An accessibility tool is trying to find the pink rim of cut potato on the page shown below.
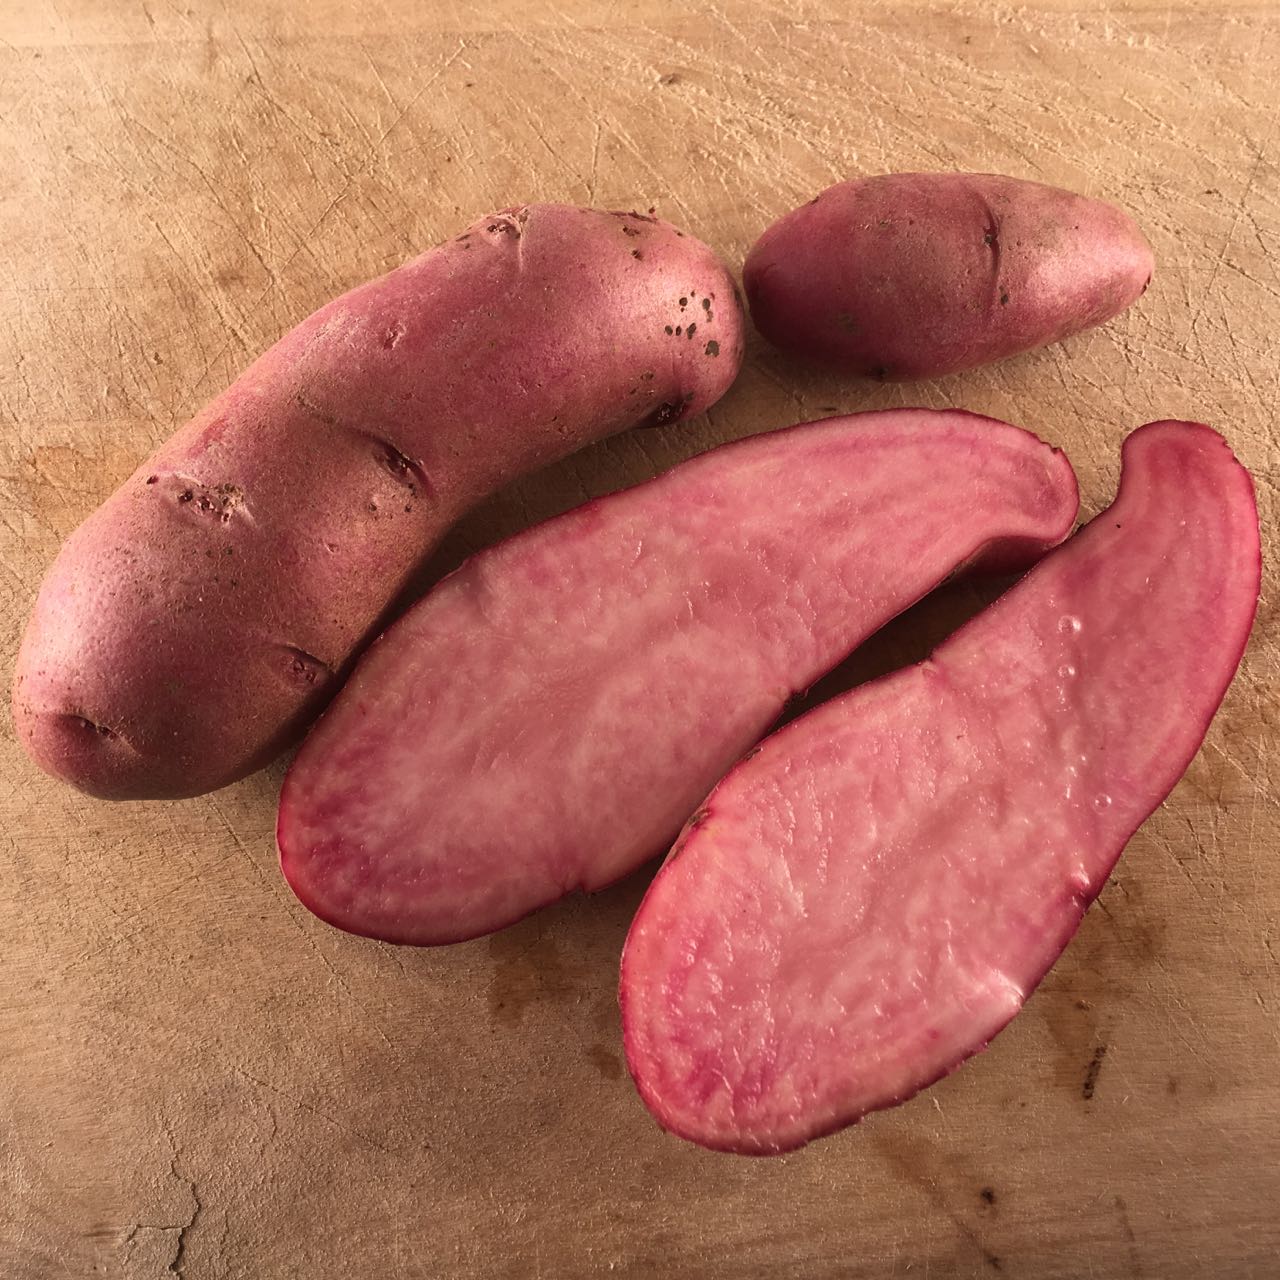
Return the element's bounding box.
[278,409,1079,945]
[621,420,1260,1155]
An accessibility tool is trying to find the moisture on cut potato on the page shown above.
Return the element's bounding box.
[278,408,1079,945]
[743,172,1154,380]
[13,204,744,799]
[621,420,1259,1155]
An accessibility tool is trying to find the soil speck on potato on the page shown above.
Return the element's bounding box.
[73,715,115,739]
[622,225,641,237]
[640,401,683,428]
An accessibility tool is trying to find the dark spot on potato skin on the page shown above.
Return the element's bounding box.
[1000,291,1010,305]
[687,322,697,339]
[631,249,643,259]
[622,225,641,237]
[704,340,719,356]
[664,325,674,335]
[378,441,423,489]
[637,400,686,429]
[71,714,116,739]
[282,644,332,687]
[980,1187,997,1206]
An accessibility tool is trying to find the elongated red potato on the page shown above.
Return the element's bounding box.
[744,173,1153,379]
[621,420,1259,1155]
[14,205,744,799]
[278,409,1078,945]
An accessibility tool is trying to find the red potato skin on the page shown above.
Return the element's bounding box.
[13,204,745,800]
[621,421,1259,1155]
[743,173,1154,379]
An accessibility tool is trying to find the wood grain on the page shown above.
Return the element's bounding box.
[1,1,1277,1276]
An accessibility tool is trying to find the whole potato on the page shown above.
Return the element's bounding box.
[14,204,744,799]
[743,173,1153,379]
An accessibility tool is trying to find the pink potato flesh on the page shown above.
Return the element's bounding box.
[278,409,1079,945]
[743,172,1154,380]
[13,205,744,799]
[621,420,1260,1155]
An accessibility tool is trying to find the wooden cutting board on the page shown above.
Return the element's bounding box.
[2,2,1276,1276]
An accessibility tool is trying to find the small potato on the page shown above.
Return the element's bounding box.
[743,172,1153,380]
[14,204,744,800]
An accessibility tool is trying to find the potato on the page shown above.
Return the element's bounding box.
[13,204,744,799]
[621,421,1259,1154]
[277,409,1078,946]
[743,173,1154,379]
